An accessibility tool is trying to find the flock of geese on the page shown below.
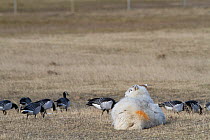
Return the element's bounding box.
[0,91,210,119]
[87,99,210,115]
[0,91,70,119]
[158,100,204,114]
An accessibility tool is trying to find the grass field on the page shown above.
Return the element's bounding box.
[0,1,210,139]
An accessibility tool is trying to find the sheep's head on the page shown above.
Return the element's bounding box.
[125,84,149,98]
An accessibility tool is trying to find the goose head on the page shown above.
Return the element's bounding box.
[63,91,69,98]
[12,103,19,112]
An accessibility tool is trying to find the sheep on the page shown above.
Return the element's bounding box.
[111,84,166,130]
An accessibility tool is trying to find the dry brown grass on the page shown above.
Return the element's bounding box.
[0,3,210,140]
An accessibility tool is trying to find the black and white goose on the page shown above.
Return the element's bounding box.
[0,100,18,115]
[204,102,210,111]
[35,99,56,115]
[21,102,45,119]
[183,100,202,114]
[158,100,183,111]
[86,97,116,115]
[19,97,32,110]
[55,91,70,111]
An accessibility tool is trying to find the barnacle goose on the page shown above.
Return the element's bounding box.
[21,102,45,119]
[19,97,32,110]
[204,102,210,111]
[35,99,56,115]
[55,91,70,111]
[183,100,202,114]
[86,97,116,115]
[0,100,18,115]
[158,100,183,111]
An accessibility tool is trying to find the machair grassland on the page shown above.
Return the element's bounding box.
[0,1,210,139]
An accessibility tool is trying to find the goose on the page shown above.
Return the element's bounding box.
[21,102,45,119]
[55,91,70,111]
[183,100,202,114]
[35,99,56,115]
[158,100,183,111]
[204,102,210,111]
[0,100,18,115]
[86,97,116,115]
[19,97,32,110]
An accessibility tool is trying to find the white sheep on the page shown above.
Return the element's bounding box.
[111,84,166,130]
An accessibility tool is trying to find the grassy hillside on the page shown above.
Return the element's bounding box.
[0,2,210,139]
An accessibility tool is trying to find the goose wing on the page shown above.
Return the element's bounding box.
[100,100,114,110]
[35,99,51,106]
[20,97,32,105]
[173,103,184,112]
[56,98,70,106]
[164,100,182,107]
[86,98,100,106]
[23,103,40,111]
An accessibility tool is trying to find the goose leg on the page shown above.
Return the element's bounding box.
[100,111,104,122]
[41,110,46,117]
[101,110,105,116]
[199,106,203,115]
[42,111,46,118]
[19,105,23,112]
[3,110,7,115]
[27,114,29,119]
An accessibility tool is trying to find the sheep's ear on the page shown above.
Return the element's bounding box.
[140,84,149,88]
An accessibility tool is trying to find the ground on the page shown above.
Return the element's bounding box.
[0,1,210,139]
